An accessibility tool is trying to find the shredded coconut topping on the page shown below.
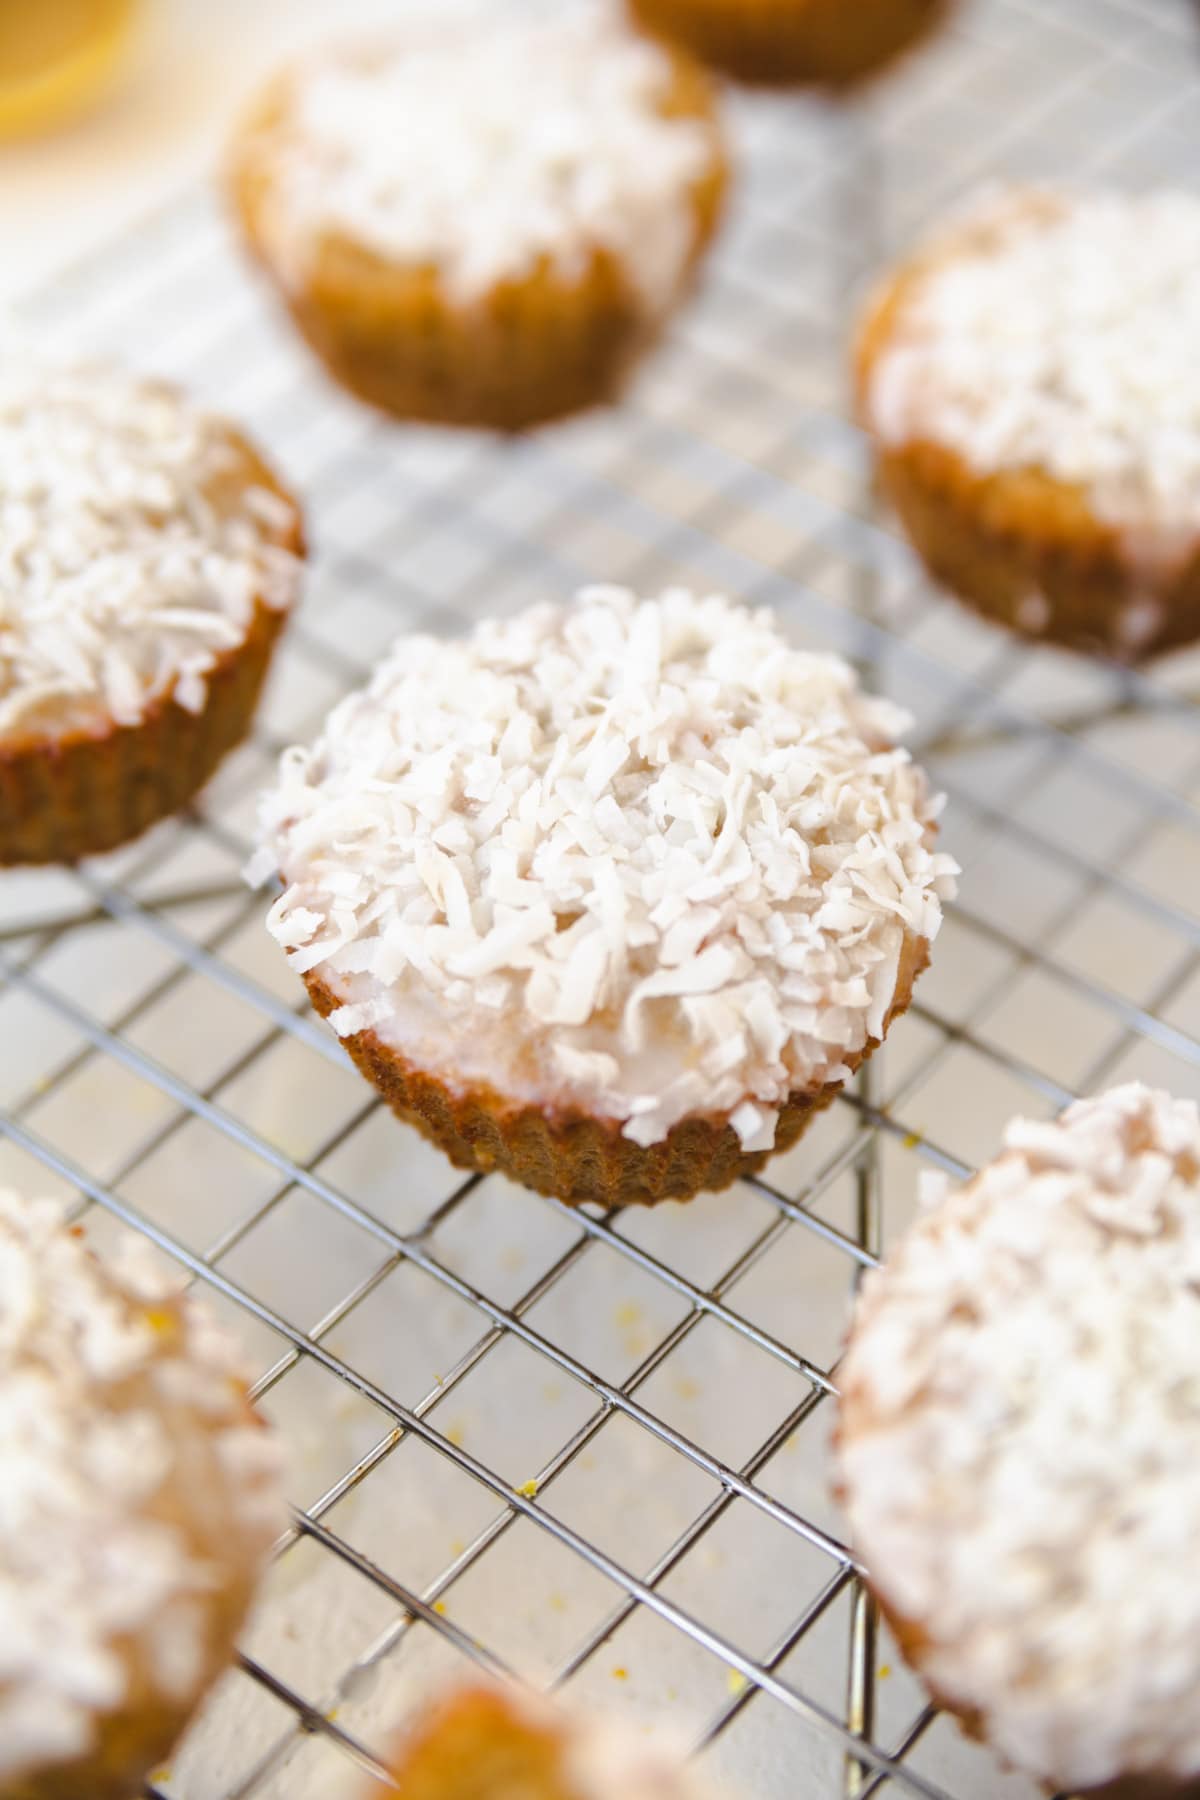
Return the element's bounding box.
[256,587,955,1148]
[837,1083,1200,1793]
[863,189,1200,570]
[0,1191,285,1780]
[239,6,720,309]
[0,355,301,738]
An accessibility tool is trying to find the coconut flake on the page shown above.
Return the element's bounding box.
[0,354,301,737]
[258,588,955,1145]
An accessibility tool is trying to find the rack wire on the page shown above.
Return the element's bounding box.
[5,0,1200,1795]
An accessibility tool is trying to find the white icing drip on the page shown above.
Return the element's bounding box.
[241,6,719,310]
[0,1191,285,1781]
[0,355,301,737]
[838,1083,1200,1793]
[864,189,1200,572]
[257,587,956,1147]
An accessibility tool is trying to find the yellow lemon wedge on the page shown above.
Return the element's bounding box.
[0,0,140,140]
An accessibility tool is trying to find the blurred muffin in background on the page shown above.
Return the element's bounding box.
[855,187,1200,662]
[0,349,303,864]
[837,1084,1200,1800]
[361,1685,720,1800]
[625,0,953,89]
[227,7,727,431]
[0,1188,284,1800]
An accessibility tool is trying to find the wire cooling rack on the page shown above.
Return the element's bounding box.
[5,1,1200,1796]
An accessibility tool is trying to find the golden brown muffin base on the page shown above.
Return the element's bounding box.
[0,437,303,866]
[364,1688,578,1800]
[1085,1780,1200,1800]
[228,56,728,431]
[0,600,286,866]
[855,222,1200,664]
[628,0,953,89]
[304,933,927,1208]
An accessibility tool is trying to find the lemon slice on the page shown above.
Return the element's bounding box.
[0,0,139,139]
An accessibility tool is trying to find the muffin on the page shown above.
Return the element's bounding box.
[253,585,956,1207]
[361,1684,715,1800]
[856,188,1200,661]
[626,0,953,88]
[227,8,727,431]
[0,1188,285,1800]
[0,352,303,865]
[836,1083,1200,1800]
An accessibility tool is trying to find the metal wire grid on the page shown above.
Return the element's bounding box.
[4,1,1200,1796]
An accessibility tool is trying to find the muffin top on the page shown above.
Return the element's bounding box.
[233,6,720,310]
[860,188,1200,566]
[368,1685,715,1800]
[0,353,301,741]
[256,586,955,1148]
[0,1189,284,1781]
[837,1082,1200,1794]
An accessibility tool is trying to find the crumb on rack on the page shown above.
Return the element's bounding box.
[901,1131,922,1150]
[727,1670,748,1696]
[516,1478,540,1499]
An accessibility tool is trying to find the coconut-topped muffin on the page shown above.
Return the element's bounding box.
[255,586,955,1206]
[0,352,303,862]
[0,1189,285,1800]
[856,188,1200,659]
[228,6,727,428]
[837,1083,1200,1800]
[362,1685,719,1800]
[628,0,954,90]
